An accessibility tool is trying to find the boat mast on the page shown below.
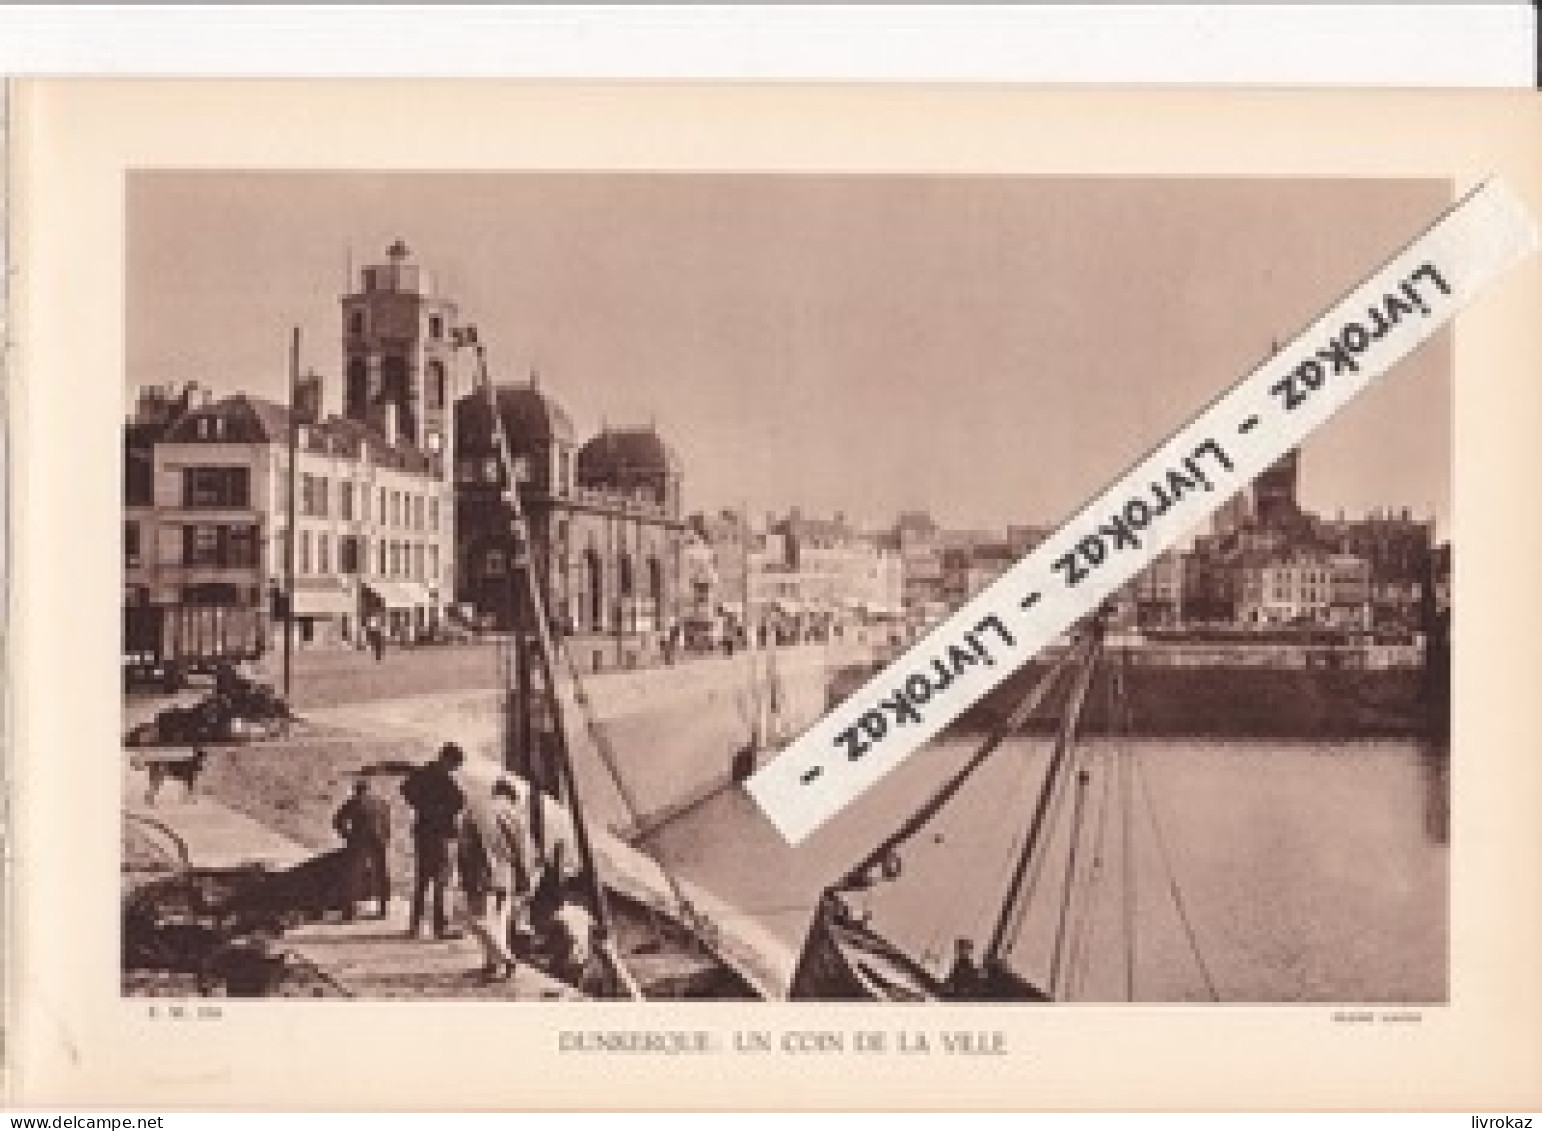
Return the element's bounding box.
[743,502,763,748]
[462,329,642,1000]
[983,618,1104,966]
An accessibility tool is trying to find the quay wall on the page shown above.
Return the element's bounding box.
[310,641,857,838]
[827,650,1444,741]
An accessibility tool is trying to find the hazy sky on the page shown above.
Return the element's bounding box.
[128,173,1450,535]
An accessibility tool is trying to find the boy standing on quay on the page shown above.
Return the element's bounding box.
[401,743,467,939]
[457,776,535,982]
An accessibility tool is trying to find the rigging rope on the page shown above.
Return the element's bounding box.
[1048,767,1093,996]
[1064,743,1116,1000]
[988,631,1102,969]
[1134,743,1222,1002]
[1118,650,1138,1002]
[917,737,1032,966]
[555,639,720,943]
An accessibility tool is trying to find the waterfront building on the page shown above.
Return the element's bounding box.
[1326,553,1373,631]
[681,510,907,640]
[1432,542,1451,615]
[680,525,719,619]
[1317,508,1434,630]
[1006,524,1051,557]
[1129,549,1186,628]
[125,240,464,645]
[935,536,1018,612]
[939,545,972,609]
[735,510,900,640]
[1236,547,1334,627]
[687,509,753,618]
[454,378,687,668]
[845,532,906,622]
[125,383,199,607]
[1181,540,1238,626]
[130,381,454,646]
[893,510,945,622]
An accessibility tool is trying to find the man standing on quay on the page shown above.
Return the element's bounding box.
[401,742,467,939]
[333,777,392,920]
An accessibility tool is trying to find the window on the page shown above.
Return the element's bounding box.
[228,525,259,568]
[361,487,371,523]
[486,549,506,577]
[389,541,400,577]
[429,498,439,532]
[379,488,387,526]
[391,492,401,527]
[340,536,361,575]
[314,477,329,518]
[126,452,154,507]
[318,533,331,575]
[184,524,221,567]
[298,474,314,517]
[299,530,312,575]
[340,481,355,521]
[349,310,365,336]
[413,543,424,582]
[382,356,414,438]
[428,314,443,340]
[346,356,369,418]
[414,495,424,530]
[377,540,386,576]
[426,359,446,410]
[183,466,250,508]
[429,544,440,582]
[125,522,141,567]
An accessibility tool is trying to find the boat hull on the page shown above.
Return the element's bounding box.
[788,894,1051,1003]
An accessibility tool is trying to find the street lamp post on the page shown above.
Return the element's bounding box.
[283,327,299,700]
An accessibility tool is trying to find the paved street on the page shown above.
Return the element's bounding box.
[247,641,505,710]
[237,637,774,712]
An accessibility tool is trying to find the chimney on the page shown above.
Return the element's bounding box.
[383,401,399,447]
[295,371,324,426]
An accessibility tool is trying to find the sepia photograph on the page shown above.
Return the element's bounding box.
[119,172,1453,1005]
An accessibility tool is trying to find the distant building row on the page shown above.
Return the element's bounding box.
[906,448,1449,635]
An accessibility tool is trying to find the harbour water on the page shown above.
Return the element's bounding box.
[640,736,1449,1004]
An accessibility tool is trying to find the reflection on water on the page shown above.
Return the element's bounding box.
[642,737,1448,1004]
[1418,739,1451,846]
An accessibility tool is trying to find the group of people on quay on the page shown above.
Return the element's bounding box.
[331,742,597,987]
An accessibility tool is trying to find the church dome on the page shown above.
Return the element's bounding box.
[455,382,575,453]
[577,427,681,486]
